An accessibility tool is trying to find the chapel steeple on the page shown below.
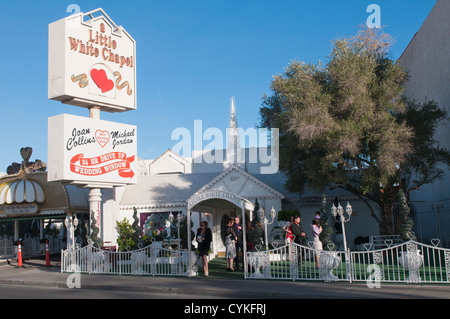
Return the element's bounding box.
[226,97,244,168]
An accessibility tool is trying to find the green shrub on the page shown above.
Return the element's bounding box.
[116,218,135,251]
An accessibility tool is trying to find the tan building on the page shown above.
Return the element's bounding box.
[398,0,450,243]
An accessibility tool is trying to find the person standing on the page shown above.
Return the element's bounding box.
[245,220,255,251]
[196,221,212,276]
[283,216,295,244]
[232,216,243,270]
[291,215,306,246]
[225,218,237,271]
[311,217,323,268]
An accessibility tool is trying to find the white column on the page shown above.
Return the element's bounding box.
[88,106,103,241]
[89,188,102,238]
[187,209,192,276]
[241,205,247,278]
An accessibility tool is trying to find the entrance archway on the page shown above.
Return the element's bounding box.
[186,190,255,277]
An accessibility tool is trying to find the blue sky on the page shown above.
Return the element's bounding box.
[0,0,437,173]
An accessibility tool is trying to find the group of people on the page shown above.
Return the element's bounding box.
[283,211,323,267]
[195,216,251,275]
[195,211,324,276]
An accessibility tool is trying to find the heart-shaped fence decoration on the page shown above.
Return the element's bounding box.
[327,242,336,251]
[431,238,440,247]
[363,243,373,251]
[307,241,314,248]
[255,245,262,252]
[384,239,393,247]
[272,242,278,249]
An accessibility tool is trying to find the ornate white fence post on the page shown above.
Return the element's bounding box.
[399,241,423,283]
[289,241,298,280]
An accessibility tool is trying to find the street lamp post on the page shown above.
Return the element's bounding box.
[64,213,79,251]
[260,206,277,250]
[331,202,352,251]
[169,212,184,251]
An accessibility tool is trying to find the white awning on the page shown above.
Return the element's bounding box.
[0,178,45,204]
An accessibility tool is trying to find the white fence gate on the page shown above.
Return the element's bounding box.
[61,242,199,277]
[245,239,450,284]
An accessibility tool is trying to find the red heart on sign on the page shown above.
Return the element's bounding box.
[95,130,110,148]
[90,68,115,93]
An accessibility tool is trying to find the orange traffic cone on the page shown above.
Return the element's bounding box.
[45,240,51,266]
[18,242,23,267]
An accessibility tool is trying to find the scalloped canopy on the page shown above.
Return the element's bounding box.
[0,179,45,204]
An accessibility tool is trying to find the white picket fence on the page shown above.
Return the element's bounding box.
[61,242,199,277]
[60,236,450,284]
[245,238,450,284]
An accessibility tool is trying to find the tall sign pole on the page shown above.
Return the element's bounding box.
[89,106,102,239]
[48,8,137,247]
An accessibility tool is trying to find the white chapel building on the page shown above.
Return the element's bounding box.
[99,98,380,255]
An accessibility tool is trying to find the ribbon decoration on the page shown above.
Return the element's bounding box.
[70,152,135,179]
[71,73,89,88]
[114,71,133,96]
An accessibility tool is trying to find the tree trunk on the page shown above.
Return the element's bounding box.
[380,185,395,235]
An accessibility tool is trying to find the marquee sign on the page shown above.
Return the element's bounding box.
[187,190,254,211]
[48,8,136,112]
[4,204,39,216]
[48,114,137,186]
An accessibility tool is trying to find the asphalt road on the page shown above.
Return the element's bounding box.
[0,282,439,319]
[0,283,213,299]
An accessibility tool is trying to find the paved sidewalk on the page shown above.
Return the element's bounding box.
[0,256,449,299]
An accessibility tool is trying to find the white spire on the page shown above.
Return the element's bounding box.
[230,96,238,130]
[226,97,242,166]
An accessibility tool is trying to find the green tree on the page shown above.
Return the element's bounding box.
[397,100,450,198]
[88,212,102,248]
[115,218,135,251]
[259,27,450,235]
[131,207,143,246]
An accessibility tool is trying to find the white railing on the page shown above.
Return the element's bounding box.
[351,239,450,284]
[246,241,350,282]
[61,242,199,277]
[245,238,450,284]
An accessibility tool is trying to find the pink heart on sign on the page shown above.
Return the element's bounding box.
[95,130,110,148]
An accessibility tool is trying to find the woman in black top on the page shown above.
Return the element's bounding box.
[196,221,212,276]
